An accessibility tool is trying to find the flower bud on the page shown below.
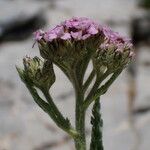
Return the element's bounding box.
[18,56,55,90]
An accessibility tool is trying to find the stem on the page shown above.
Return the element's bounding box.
[42,89,72,132]
[83,69,123,110]
[95,68,123,97]
[26,84,77,138]
[79,53,92,84]
[83,69,95,93]
[54,61,72,81]
[72,71,86,150]
[75,90,86,150]
[84,70,110,109]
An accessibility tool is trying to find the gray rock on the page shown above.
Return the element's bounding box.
[0,1,47,42]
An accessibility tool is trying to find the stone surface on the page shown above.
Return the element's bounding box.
[0,0,150,150]
[0,1,47,42]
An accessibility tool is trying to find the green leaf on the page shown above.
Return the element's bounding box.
[90,98,104,150]
[16,66,26,82]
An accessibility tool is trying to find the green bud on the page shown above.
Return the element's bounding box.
[92,45,133,74]
[17,56,55,90]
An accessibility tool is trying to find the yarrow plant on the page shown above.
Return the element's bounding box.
[17,17,134,150]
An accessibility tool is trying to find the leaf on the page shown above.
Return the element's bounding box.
[90,98,104,150]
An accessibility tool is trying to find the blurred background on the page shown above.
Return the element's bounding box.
[0,0,150,150]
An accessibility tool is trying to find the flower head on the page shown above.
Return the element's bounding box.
[93,26,134,73]
[35,17,104,68]
[102,26,133,53]
[34,18,134,74]
[35,17,103,42]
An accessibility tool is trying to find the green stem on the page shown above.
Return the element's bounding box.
[42,89,73,132]
[79,54,91,83]
[54,61,71,80]
[83,69,95,93]
[83,69,123,110]
[84,70,110,109]
[75,90,86,150]
[26,84,77,138]
[94,68,123,98]
[72,71,86,150]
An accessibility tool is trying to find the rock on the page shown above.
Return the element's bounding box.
[0,1,47,42]
[131,12,150,45]
[138,0,150,9]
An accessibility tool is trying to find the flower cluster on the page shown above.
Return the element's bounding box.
[34,18,104,66]
[34,17,102,41]
[33,17,134,74]
[102,26,133,54]
[93,26,134,73]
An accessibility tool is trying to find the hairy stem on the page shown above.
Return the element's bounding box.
[72,71,86,150]
[80,55,91,82]
[75,90,86,150]
[42,89,74,133]
[84,70,110,110]
[83,69,123,110]
[25,84,77,138]
[83,69,95,93]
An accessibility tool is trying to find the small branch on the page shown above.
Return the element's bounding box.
[95,69,123,95]
[79,55,91,83]
[53,61,73,83]
[26,84,78,138]
[26,85,60,125]
[83,69,123,110]
[84,70,110,108]
[42,89,73,132]
[83,69,95,93]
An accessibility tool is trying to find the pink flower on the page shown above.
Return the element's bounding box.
[33,17,134,73]
[61,33,71,40]
[88,25,98,35]
[33,17,134,59]
[52,26,64,37]
[34,17,103,42]
[44,32,57,41]
[82,34,91,40]
[34,30,44,41]
[101,26,133,55]
[71,31,82,40]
